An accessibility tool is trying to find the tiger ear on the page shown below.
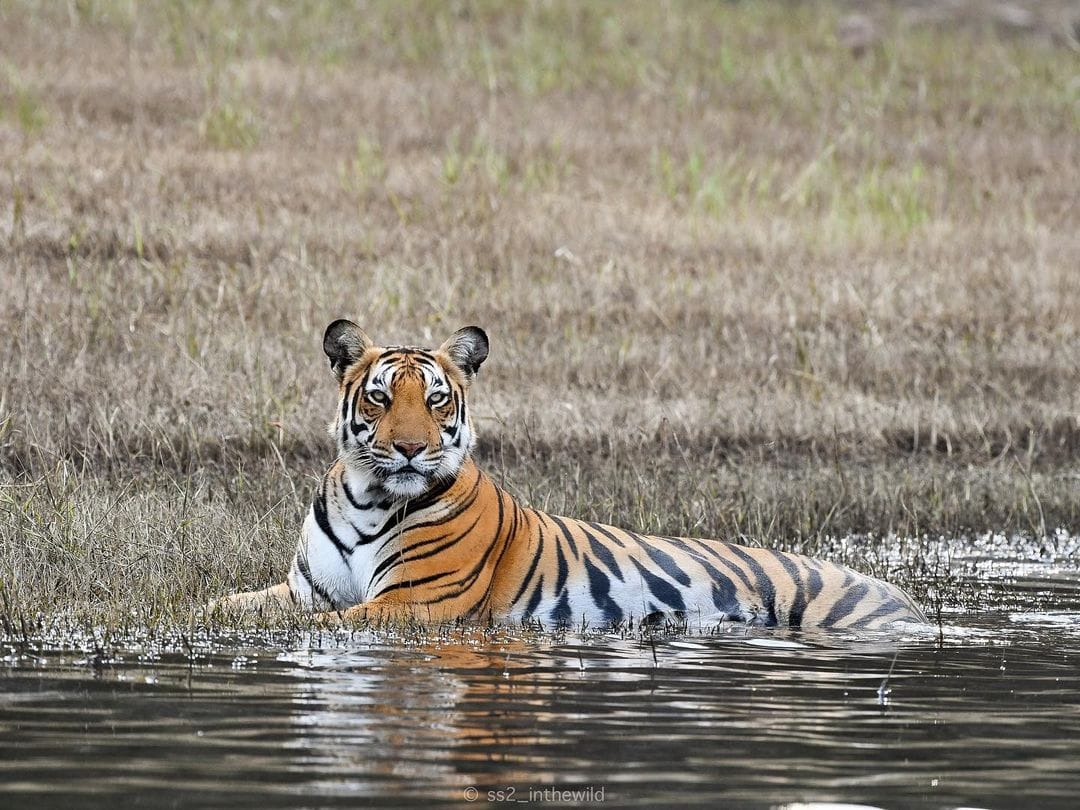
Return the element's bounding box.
[323,319,372,381]
[439,326,489,382]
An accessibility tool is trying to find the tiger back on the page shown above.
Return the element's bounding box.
[215,321,927,631]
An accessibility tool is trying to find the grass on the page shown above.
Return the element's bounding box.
[0,0,1078,629]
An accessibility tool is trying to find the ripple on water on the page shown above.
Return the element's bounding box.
[2,549,1080,808]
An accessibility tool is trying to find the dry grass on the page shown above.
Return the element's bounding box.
[1,0,1078,626]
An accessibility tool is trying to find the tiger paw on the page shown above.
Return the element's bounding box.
[312,605,369,628]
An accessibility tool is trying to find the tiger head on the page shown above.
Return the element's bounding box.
[322,320,489,499]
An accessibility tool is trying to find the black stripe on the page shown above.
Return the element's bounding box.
[403,473,457,515]
[294,553,337,609]
[523,574,545,619]
[630,557,686,612]
[549,515,580,559]
[340,380,354,422]
[348,370,370,432]
[583,556,623,624]
[462,495,522,620]
[353,478,454,548]
[450,393,465,448]
[684,538,755,592]
[711,580,741,617]
[659,537,743,617]
[335,478,400,547]
[445,482,505,592]
[312,486,353,560]
[411,485,507,606]
[461,590,490,621]
[554,539,568,596]
[369,473,481,559]
[579,523,624,582]
[340,478,381,511]
[378,527,454,562]
[370,512,484,588]
[479,497,521,604]
[509,518,546,607]
[443,392,461,441]
[804,559,825,605]
[410,354,438,369]
[822,581,871,626]
[350,515,396,546]
[887,581,926,620]
[377,348,438,365]
[373,568,454,597]
[723,545,778,626]
[771,551,808,627]
[550,589,573,625]
[586,522,628,548]
[849,592,907,628]
[396,469,482,536]
[637,537,692,586]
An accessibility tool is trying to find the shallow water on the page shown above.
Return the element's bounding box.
[3,544,1080,809]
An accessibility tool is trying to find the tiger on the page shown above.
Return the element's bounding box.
[213,320,927,631]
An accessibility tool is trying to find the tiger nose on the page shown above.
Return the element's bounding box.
[394,441,425,459]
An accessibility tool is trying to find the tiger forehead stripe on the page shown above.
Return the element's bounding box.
[379,347,439,365]
[367,353,448,392]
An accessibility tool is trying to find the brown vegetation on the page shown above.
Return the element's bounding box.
[1,1,1077,624]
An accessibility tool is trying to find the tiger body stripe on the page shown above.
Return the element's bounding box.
[217,323,927,631]
[281,457,923,629]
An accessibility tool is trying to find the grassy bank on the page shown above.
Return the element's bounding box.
[1,1,1077,625]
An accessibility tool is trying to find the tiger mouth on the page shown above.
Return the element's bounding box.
[379,467,438,498]
[390,468,426,478]
[383,467,433,483]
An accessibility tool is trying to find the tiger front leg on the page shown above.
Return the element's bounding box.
[207,582,296,618]
[312,595,440,628]
[311,603,369,628]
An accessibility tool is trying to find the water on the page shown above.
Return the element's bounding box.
[3,545,1079,809]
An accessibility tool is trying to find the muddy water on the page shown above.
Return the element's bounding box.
[2,546,1079,809]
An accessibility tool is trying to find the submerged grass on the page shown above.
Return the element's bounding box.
[0,0,1078,629]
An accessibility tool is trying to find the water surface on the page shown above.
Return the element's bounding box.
[3,540,1079,809]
